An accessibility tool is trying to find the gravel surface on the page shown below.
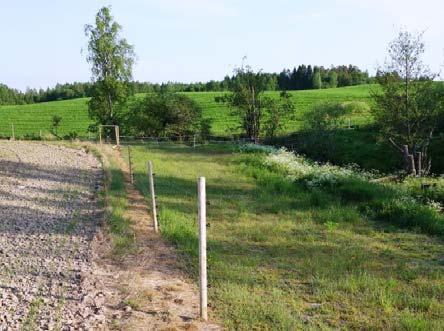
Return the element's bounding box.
[0,141,105,330]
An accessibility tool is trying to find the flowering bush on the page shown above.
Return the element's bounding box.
[263,148,371,188]
[249,146,444,236]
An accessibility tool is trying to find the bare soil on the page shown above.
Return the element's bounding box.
[0,141,105,330]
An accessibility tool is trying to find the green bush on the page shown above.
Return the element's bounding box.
[126,92,204,137]
[303,101,353,131]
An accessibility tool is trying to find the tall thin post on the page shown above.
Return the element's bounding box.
[193,134,196,148]
[148,161,158,233]
[115,125,120,148]
[198,177,208,321]
[417,152,422,177]
[11,124,15,140]
[408,154,416,176]
[99,125,103,145]
[128,146,133,184]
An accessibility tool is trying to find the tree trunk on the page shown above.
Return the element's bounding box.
[402,145,416,175]
[416,152,422,177]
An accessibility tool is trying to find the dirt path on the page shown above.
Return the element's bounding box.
[0,141,105,329]
[93,146,221,330]
[0,141,221,330]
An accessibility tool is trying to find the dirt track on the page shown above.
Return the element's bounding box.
[0,141,105,329]
[0,141,221,330]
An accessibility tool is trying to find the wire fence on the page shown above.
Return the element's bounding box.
[2,121,443,154]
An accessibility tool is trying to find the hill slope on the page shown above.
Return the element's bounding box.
[0,85,374,138]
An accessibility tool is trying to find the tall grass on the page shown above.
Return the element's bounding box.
[127,143,444,330]
[95,147,134,255]
[257,146,444,236]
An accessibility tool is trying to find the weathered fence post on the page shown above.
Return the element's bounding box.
[417,152,422,177]
[198,177,208,321]
[128,146,134,184]
[148,161,159,233]
[408,154,416,176]
[193,134,196,148]
[11,124,15,140]
[99,125,103,145]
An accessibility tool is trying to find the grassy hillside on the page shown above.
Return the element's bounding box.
[0,98,90,138]
[127,143,444,330]
[195,84,374,134]
[0,85,374,138]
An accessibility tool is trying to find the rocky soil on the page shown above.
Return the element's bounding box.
[0,141,105,330]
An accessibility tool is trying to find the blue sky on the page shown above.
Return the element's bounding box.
[1,0,443,91]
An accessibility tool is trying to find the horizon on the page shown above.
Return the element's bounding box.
[1,0,443,92]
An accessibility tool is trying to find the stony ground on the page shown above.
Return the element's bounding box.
[0,141,105,330]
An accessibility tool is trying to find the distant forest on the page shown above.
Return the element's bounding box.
[0,64,372,105]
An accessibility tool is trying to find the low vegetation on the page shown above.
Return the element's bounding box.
[94,146,135,255]
[126,92,205,137]
[127,142,444,330]
[0,85,372,138]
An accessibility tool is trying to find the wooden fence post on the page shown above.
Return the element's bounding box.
[11,124,15,140]
[417,152,422,177]
[148,161,159,233]
[128,146,134,184]
[99,125,103,145]
[198,177,208,321]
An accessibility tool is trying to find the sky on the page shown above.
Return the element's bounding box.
[1,0,443,91]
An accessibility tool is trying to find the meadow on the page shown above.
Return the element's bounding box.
[0,98,91,138]
[126,142,444,330]
[0,85,374,138]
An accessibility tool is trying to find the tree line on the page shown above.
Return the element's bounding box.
[0,65,372,106]
[278,65,372,90]
[0,82,93,105]
[0,64,372,106]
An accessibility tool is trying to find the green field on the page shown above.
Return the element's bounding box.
[126,143,444,330]
[0,98,91,138]
[0,85,374,138]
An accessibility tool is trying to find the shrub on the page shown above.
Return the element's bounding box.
[263,148,374,189]
[303,101,353,131]
[126,92,203,137]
